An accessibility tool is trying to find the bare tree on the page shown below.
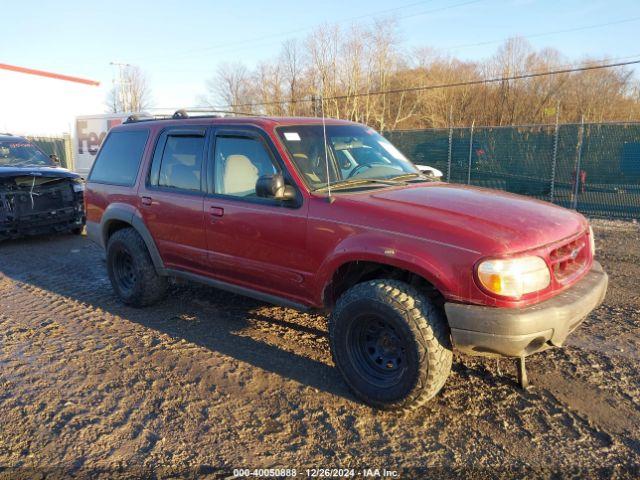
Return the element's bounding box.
[106,65,152,113]
[199,22,640,128]
[203,62,255,113]
[307,24,341,117]
[280,39,306,115]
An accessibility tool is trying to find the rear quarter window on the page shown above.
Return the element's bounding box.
[88,130,149,186]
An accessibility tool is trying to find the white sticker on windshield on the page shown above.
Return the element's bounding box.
[284,132,301,141]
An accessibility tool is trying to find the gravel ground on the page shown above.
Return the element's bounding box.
[0,219,638,478]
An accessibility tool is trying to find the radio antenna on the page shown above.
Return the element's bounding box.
[319,81,333,202]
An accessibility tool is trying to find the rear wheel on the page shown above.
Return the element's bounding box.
[329,279,452,411]
[106,228,167,307]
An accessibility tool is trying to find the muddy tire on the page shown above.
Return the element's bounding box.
[329,279,452,411]
[106,227,167,307]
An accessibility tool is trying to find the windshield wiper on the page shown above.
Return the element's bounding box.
[388,172,430,182]
[313,177,405,193]
[9,161,35,167]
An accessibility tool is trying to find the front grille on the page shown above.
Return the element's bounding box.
[549,233,589,284]
[0,195,13,214]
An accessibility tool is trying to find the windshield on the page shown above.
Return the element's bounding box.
[0,140,55,167]
[276,125,419,190]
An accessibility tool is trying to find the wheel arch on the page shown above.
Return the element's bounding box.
[319,252,451,310]
[100,204,166,274]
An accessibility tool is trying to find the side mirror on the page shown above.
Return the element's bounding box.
[256,173,296,201]
[49,154,60,165]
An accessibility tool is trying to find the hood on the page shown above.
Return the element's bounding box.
[0,166,79,180]
[349,183,587,254]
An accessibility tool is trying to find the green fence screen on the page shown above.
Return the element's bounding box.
[385,122,640,220]
[28,136,70,169]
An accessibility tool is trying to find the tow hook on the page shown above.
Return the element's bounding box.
[516,356,529,389]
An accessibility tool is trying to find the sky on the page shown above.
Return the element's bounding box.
[1,0,639,131]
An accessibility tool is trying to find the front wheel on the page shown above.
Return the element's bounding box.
[329,279,452,411]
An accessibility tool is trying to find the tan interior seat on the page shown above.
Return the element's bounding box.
[293,153,321,183]
[223,154,258,195]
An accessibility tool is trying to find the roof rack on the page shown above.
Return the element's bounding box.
[123,109,222,124]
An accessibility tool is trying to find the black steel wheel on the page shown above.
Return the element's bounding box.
[112,248,136,295]
[348,314,408,389]
[329,279,452,411]
[106,227,167,307]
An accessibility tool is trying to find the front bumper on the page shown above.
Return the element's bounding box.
[445,261,608,358]
[0,205,84,240]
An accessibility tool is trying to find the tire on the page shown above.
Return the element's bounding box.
[106,227,167,307]
[329,279,452,411]
[71,226,84,235]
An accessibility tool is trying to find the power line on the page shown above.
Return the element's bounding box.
[387,0,483,22]
[222,58,640,109]
[550,53,640,71]
[130,0,484,64]
[443,16,640,50]
[129,0,441,63]
[186,0,442,54]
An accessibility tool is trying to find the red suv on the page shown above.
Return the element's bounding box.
[85,112,608,410]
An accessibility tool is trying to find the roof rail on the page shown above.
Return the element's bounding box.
[123,113,169,124]
[123,109,222,124]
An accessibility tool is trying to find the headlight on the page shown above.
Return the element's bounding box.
[588,226,595,255]
[477,256,550,298]
[72,182,85,193]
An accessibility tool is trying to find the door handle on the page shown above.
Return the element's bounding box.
[210,206,224,217]
[141,196,153,206]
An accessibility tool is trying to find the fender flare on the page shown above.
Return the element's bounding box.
[314,233,461,306]
[99,204,166,274]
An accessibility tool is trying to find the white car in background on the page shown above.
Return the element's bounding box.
[416,164,444,179]
[333,139,444,180]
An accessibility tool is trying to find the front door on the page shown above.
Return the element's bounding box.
[139,127,208,274]
[203,127,311,302]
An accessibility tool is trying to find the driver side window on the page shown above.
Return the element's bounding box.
[213,135,278,197]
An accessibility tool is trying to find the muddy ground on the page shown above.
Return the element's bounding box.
[0,220,638,479]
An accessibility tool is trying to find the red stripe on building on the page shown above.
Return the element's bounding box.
[0,63,100,86]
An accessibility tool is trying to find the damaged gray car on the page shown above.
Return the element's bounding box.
[0,134,85,241]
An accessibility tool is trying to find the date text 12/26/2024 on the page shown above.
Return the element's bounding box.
[233,468,400,478]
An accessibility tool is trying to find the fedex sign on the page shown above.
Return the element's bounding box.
[74,114,127,176]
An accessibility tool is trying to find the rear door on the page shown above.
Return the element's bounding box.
[138,127,209,273]
[203,127,311,301]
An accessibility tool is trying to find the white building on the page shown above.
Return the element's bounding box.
[0,63,104,137]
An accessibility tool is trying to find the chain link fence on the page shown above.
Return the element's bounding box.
[386,122,640,220]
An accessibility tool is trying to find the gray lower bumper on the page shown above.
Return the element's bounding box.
[445,261,608,358]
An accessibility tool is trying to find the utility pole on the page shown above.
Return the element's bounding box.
[110,61,132,112]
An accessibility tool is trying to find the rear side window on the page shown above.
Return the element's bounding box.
[158,135,204,191]
[89,130,149,186]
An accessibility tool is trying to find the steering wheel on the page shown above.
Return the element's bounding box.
[348,163,374,178]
